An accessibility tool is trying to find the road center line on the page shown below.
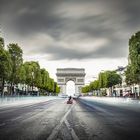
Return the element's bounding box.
[47,104,75,140]
[64,119,79,140]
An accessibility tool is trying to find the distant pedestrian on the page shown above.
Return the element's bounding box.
[69,96,72,101]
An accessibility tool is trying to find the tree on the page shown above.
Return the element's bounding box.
[98,71,122,96]
[125,65,135,85]
[24,62,33,89]
[0,48,12,95]
[49,78,55,93]
[53,82,60,95]
[0,37,12,96]
[18,64,26,84]
[23,61,57,95]
[81,85,90,94]
[98,72,107,88]
[125,31,140,98]
[23,61,41,94]
[40,68,50,93]
[128,31,140,84]
[106,71,122,96]
[93,80,99,90]
[55,85,60,94]
[0,36,57,96]
[0,37,4,48]
[31,61,41,88]
[99,70,122,96]
[8,43,23,95]
[105,71,122,88]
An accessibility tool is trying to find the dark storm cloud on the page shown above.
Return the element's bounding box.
[0,0,63,35]
[47,44,126,60]
[0,0,140,60]
[35,37,127,60]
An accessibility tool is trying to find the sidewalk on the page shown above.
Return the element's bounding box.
[0,96,59,108]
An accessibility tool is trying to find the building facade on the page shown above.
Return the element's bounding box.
[56,68,86,94]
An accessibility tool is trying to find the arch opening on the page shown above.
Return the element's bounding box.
[66,81,75,96]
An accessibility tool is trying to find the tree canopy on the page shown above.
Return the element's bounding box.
[125,31,140,85]
[82,70,121,95]
[0,37,60,96]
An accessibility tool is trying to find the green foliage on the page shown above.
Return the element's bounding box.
[81,85,90,93]
[8,43,23,84]
[0,37,4,48]
[31,61,41,87]
[48,78,55,92]
[0,38,12,95]
[22,61,59,94]
[18,64,26,84]
[126,31,140,84]
[89,80,99,91]
[55,85,60,94]
[98,71,122,88]
[53,82,60,95]
[0,37,58,96]
[83,70,121,95]
[23,61,41,87]
[125,65,135,85]
[0,48,12,80]
[98,72,107,88]
[8,43,23,64]
[105,71,122,88]
[92,80,99,90]
[40,68,49,90]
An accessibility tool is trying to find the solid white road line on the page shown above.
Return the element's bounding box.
[47,104,75,140]
[64,119,79,140]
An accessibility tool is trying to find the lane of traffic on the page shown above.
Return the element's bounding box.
[0,98,73,140]
[78,97,140,140]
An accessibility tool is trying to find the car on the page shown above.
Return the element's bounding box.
[58,94,68,98]
[67,100,73,104]
[72,94,80,99]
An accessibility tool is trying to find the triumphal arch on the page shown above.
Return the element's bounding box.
[56,68,86,94]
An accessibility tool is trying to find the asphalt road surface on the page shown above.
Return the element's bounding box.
[0,97,140,140]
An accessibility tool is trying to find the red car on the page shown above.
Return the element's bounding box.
[67,100,73,104]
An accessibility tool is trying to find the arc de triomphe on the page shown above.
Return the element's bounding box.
[56,68,86,94]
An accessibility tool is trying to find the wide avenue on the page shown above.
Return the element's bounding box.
[0,96,140,140]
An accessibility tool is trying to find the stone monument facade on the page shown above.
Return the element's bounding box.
[56,68,86,94]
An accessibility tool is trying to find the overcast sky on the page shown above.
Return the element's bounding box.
[0,0,140,85]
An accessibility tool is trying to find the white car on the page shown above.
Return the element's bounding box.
[58,94,68,98]
[72,94,80,99]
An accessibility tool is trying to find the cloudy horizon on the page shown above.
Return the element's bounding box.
[0,0,140,83]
